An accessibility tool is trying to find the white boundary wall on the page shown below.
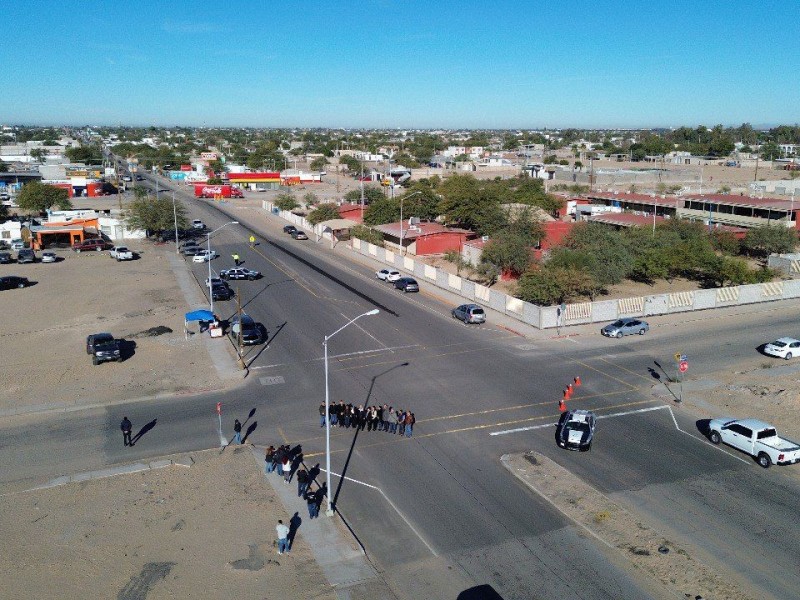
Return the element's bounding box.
[263,201,800,330]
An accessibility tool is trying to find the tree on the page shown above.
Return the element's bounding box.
[759,142,782,161]
[742,225,797,259]
[17,181,72,212]
[65,145,102,163]
[275,193,299,211]
[303,192,319,207]
[516,265,597,305]
[310,156,329,171]
[125,193,187,235]
[350,224,384,246]
[437,174,507,235]
[0,159,8,173]
[29,148,48,162]
[338,155,363,173]
[344,185,384,204]
[480,233,532,276]
[364,197,400,226]
[307,202,340,225]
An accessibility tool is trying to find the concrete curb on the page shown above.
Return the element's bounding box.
[28,457,191,492]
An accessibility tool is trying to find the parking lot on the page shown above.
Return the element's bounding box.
[0,241,226,415]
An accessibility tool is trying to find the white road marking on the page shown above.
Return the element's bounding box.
[490,405,669,436]
[249,344,421,370]
[323,468,439,556]
[665,407,750,464]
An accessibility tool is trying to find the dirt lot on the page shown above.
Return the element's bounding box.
[0,446,335,600]
[0,242,226,415]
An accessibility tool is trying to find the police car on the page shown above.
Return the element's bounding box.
[555,409,597,451]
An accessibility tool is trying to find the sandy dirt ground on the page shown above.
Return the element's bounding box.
[0,242,226,415]
[0,446,336,600]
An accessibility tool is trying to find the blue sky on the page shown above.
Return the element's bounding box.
[1,0,797,129]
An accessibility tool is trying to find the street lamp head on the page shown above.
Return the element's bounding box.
[365,309,379,316]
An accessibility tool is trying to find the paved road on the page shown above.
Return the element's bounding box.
[4,178,800,599]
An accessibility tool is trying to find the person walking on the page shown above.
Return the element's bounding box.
[282,455,292,484]
[273,445,285,476]
[296,468,309,498]
[232,419,242,444]
[397,410,406,436]
[305,488,318,519]
[319,402,326,427]
[265,445,276,474]
[232,253,241,266]
[405,412,415,437]
[120,416,132,447]
[276,519,290,554]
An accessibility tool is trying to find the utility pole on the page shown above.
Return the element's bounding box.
[754,155,759,182]
[236,287,245,370]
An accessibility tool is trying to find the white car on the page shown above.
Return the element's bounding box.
[10,239,25,250]
[41,251,57,263]
[763,337,800,360]
[192,219,205,230]
[376,268,401,282]
[192,250,218,263]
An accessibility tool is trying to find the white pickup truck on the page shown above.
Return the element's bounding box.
[109,246,134,261]
[708,418,800,468]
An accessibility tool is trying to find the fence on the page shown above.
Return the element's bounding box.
[263,201,800,330]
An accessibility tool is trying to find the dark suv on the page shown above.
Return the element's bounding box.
[86,332,122,365]
[211,281,233,301]
[230,314,266,345]
[0,276,30,290]
[73,238,111,252]
[17,249,36,263]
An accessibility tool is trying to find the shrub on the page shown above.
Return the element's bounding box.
[275,193,298,211]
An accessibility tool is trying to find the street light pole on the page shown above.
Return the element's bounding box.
[172,191,179,253]
[323,308,379,517]
[207,221,239,314]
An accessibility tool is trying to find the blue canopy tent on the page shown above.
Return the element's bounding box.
[184,309,218,338]
[185,309,215,322]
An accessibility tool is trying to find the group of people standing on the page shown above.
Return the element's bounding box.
[319,402,416,437]
[264,444,326,527]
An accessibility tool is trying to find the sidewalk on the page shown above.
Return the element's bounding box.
[166,250,245,382]
[249,447,396,600]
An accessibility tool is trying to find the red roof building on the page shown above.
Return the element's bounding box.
[337,203,364,224]
[373,221,476,255]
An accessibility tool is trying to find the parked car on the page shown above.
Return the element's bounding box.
[192,219,206,230]
[0,276,30,290]
[0,251,13,264]
[283,225,297,234]
[229,313,266,345]
[707,417,800,468]
[555,410,597,451]
[10,239,25,250]
[41,251,57,263]
[109,246,134,261]
[181,245,204,256]
[376,268,401,282]
[72,238,111,252]
[192,250,219,263]
[763,337,800,360]
[291,229,308,240]
[86,332,122,365]
[180,239,201,250]
[135,175,144,181]
[394,277,419,293]
[452,304,486,324]
[211,282,233,301]
[121,175,132,182]
[205,277,224,287]
[17,249,36,263]
[220,267,261,281]
[601,318,649,338]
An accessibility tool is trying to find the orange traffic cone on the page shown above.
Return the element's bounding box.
[563,387,571,400]
[567,383,574,396]
[574,376,581,387]
[558,398,566,412]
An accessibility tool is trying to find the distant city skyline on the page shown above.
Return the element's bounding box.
[2,1,798,129]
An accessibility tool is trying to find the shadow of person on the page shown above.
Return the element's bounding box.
[647,367,661,381]
[289,444,303,459]
[288,512,302,549]
[242,421,258,444]
[290,453,303,478]
[314,483,328,512]
[130,419,157,446]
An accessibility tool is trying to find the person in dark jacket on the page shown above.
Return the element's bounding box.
[397,410,406,436]
[296,468,309,497]
[328,403,338,426]
[319,402,326,427]
[305,488,319,519]
[356,405,367,430]
[337,401,347,427]
[120,417,132,447]
[344,403,353,428]
[265,445,276,474]
[233,419,242,444]
[404,412,415,437]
